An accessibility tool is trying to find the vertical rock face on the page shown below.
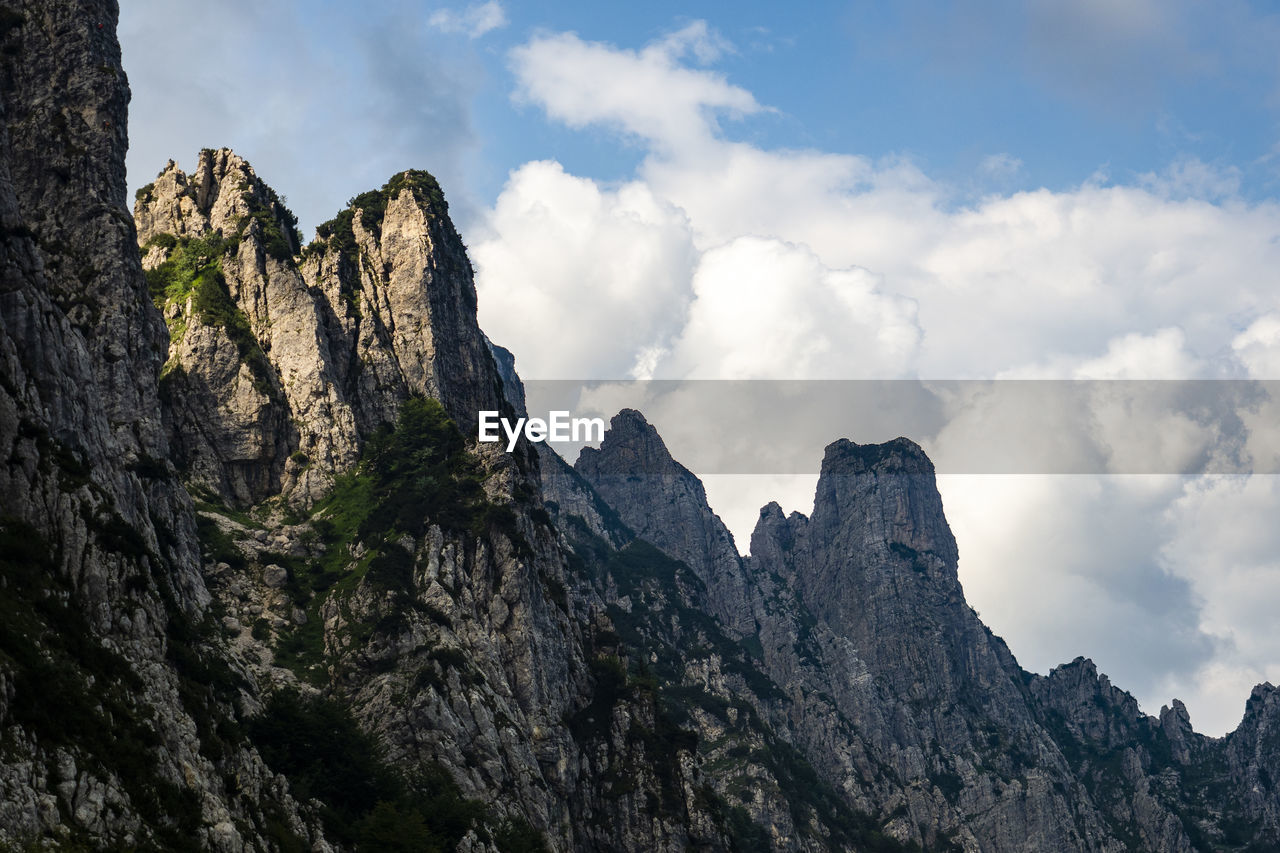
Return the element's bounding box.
[575,409,757,635]
[538,441,633,548]
[486,337,526,417]
[1226,684,1280,837]
[298,168,501,436]
[0,4,321,849]
[131,156,731,849]
[0,0,197,594]
[747,438,1142,850]
[137,150,336,503]
[795,437,1027,716]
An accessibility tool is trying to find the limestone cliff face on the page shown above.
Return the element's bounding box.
[758,438,1115,850]
[297,167,501,439]
[0,5,724,850]
[1225,683,1280,838]
[130,151,746,849]
[134,151,505,507]
[135,150,304,503]
[577,413,1280,850]
[538,441,633,549]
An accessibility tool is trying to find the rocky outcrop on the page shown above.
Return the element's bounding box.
[538,442,632,549]
[745,437,1139,849]
[136,150,305,503]
[575,414,1280,850]
[0,5,725,849]
[576,409,758,635]
[1224,683,1280,839]
[135,151,507,506]
[130,150,742,853]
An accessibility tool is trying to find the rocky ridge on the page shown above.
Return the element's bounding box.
[134,149,506,507]
[569,408,1280,851]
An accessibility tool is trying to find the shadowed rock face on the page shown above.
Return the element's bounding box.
[736,439,1107,850]
[0,6,726,846]
[0,3,325,848]
[587,419,1279,850]
[575,408,758,635]
[799,437,964,675]
[550,394,1280,850]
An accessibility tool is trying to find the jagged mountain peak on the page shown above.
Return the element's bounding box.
[609,406,657,431]
[809,433,960,573]
[576,408,758,634]
[132,149,504,505]
[576,407,680,476]
[748,500,802,563]
[306,168,453,259]
[1247,680,1279,705]
[1034,655,1148,739]
[820,434,935,476]
[756,500,787,523]
[135,147,302,262]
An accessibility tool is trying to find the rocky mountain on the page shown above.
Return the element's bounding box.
[2,4,1280,851]
[134,147,504,507]
[566,409,1280,852]
[574,409,757,636]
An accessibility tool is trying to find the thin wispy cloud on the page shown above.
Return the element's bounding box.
[428,1,508,39]
[120,1,486,235]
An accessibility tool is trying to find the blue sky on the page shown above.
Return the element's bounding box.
[124,0,1280,233]
[469,0,1280,205]
[120,1,1280,737]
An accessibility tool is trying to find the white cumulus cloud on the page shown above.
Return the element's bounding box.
[478,20,1280,735]
[472,161,697,379]
[510,24,762,154]
[663,237,920,379]
[1233,314,1280,378]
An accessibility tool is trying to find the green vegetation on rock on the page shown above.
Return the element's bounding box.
[311,395,523,564]
[270,397,527,682]
[144,232,276,396]
[234,181,302,262]
[246,690,485,851]
[308,170,447,264]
